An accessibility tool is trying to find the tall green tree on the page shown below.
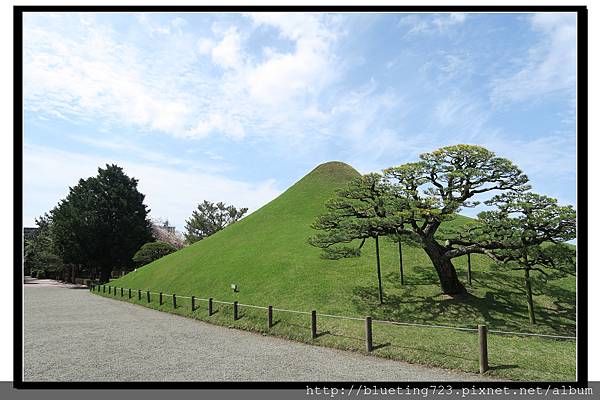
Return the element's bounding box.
[463,192,576,324]
[383,145,530,295]
[24,213,62,277]
[184,201,248,244]
[50,164,153,282]
[309,173,400,304]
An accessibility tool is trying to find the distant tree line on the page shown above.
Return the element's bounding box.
[25,164,248,283]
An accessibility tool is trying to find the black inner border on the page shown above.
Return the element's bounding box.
[13,4,589,390]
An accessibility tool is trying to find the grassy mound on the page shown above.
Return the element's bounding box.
[101,161,576,381]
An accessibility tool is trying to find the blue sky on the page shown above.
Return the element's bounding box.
[23,12,577,231]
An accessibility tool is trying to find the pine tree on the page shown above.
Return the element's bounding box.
[184,201,248,244]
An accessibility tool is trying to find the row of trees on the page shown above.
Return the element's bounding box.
[309,145,575,324]
[25,164,249,282]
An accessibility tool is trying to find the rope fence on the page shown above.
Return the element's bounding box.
[89,283,576,374]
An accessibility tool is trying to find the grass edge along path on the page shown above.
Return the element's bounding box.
[90,285,575,382]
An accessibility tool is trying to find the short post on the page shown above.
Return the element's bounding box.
[103,285,106,293]
[267,305,273,329]
[478,325,489,373]
[128,288,131,299]
[138,289,141,301]
[311,310,317,339]
[191,296,196,311]
[468,253,473,285]
[159,292,163,305]
[146,290,150,303]
[365,316,373,352]
[233,301,239,321]
[114,287,117,296]
[208,298,213,316]
[120,287,123,297]
[108,286,111,294]
[173,294,177,309]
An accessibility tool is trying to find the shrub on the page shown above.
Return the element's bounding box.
[132,241,177,266]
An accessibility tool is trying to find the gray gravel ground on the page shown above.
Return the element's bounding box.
[24,284,495,382]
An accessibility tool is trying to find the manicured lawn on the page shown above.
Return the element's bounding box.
[101,161,576,381]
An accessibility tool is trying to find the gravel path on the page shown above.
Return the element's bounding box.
[24,284,494,382]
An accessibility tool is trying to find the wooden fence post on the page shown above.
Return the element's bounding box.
[267,305,273,329]
[311,310,317,339]
[233,301,239,320]
[128,288,131,299]
[103,285,106,293]
[191,296,195,311]
[365,316,373,352]
[173,294,177,309]
[146,291,150,303]
[208,298,213,316]
[138,289,141,301]
[159,292,163,305]
[108,286,111,294]
[479,325,489,373]
[120,287,123,297]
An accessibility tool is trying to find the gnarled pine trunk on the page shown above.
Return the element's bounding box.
[423,240,466,295]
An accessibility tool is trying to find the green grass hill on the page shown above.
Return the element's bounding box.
[102,161,576,381]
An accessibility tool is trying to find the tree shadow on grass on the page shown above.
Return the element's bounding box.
[351,268,575,336]
[391,267,439,286]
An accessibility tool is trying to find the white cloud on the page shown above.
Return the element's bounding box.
[135,14,187,36]
[24,144,281,230]
[69,135,233,174]
[483,134,575,179]
[24,14,193,135]
[197,37,215,55]
[433,13,466,30]
[490,12,576,105]
[245,13,340,105]
[433,92,491,138]
[398,13,467,36]
[187,113,246,140]
[24,13,343,144]
[211,27,243,69]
